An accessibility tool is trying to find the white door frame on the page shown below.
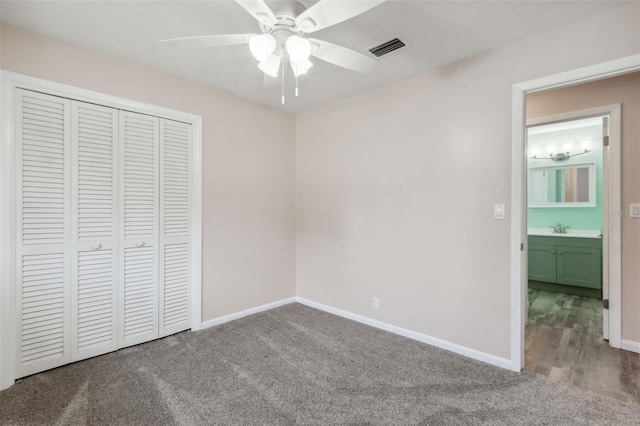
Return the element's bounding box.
[0,71,203,390]
[510,54,640,371]
[526,105,621,341]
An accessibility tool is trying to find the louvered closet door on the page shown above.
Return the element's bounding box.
[119,111,160,348]
[159,119,192,337]
[71,102,119,361]
[16,89,72,377]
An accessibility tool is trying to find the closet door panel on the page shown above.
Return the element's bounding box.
[17,90,72,377]
[119,111,159,348]
[159,120,192,337]
[71,102,119,361]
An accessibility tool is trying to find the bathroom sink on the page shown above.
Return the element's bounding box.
[527,228,602,238]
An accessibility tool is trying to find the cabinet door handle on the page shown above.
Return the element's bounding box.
[136,241,145,247]
[558,252,563,255]
[91,243,102,250]
[550,251,555,254]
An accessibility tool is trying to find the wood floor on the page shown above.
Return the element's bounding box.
[525,289,640,403]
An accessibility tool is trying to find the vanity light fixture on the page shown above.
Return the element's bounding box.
[529,140,593,161]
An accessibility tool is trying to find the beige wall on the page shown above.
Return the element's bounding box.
[1,1,639,365]
[527,72,640,342]
[296,3,640,359]
[0,24,297,322]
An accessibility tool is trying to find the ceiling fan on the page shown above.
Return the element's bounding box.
[161,0,386,103]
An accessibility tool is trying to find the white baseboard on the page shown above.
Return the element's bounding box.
[621,339,640,354]
[295,297,512,370]
[201,297,296,329]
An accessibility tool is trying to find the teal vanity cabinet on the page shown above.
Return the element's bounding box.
[528,235,602,298]
[528,243,557,283]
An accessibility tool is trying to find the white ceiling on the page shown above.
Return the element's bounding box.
[0,0,631,113]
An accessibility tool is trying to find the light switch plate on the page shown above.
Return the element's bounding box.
[630,204,640,218]
[494,204,505,220]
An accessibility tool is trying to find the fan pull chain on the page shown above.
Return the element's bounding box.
[295,64,299,97]
[281,60,285,105]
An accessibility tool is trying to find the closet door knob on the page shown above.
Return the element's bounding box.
[550,251,555,254]
[91,243,102,250]
[136,241,145,247]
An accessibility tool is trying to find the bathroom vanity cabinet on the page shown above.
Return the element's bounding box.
[528,235,602,298]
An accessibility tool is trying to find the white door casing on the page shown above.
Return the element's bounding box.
[510,54,639,371]
[601,115,610,341]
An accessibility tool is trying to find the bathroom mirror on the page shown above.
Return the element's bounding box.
[528,163,596,207]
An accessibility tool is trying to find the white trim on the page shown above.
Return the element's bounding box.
[190,118,203,332]
[515,55,640,94]
[201,298,297,329]
[510,85,527,372]
[0,71,199,125]
[296,297,512,370]
[0,72,18,390]
[621,340,640,354]
[607,105,623,348]
[0,70,204,390]
[510,54,640,371]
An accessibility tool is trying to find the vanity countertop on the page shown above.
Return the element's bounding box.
[528,228,602,239]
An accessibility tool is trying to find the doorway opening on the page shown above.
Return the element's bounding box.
[512,62,640,403]
[523,109,622,397]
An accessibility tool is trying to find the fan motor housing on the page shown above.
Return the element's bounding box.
[260,13,302,41]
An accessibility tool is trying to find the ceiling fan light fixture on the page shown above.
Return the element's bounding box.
[258,54,281,78]
[286,36,311,64]
[290,58,313,77]
[249,34,276,62]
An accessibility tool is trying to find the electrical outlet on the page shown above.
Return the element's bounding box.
[630,203,640,218]
[372,297,380,310]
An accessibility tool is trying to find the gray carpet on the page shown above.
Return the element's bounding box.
[1,303,639,425]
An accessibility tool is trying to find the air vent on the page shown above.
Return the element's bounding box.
[368,37,406,57]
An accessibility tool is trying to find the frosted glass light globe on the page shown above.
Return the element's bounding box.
[249,34,276,62]
[290,59,313,77]
[286,36,311,64]
[258,54,281,78]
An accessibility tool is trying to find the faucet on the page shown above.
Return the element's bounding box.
[550,223,570,234]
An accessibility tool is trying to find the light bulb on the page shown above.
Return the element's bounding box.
[530,147,540,158]
[547,145,556,156]
[258,54,281,78]
[290,58,313,77]
[562,143,572,153]
[581,140,592,151]
[286,36,311,64]
[249,34,276,62]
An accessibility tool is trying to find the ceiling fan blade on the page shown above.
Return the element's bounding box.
[308,38,378,73]
[295,0,386,33]
[235,0,278,26]
[161,34,256,48]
